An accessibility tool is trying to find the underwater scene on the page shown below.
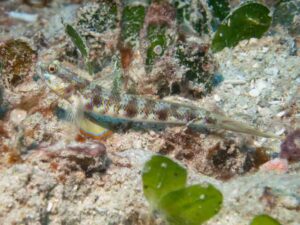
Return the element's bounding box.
[0,0,299,224]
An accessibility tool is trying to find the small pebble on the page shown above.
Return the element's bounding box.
[279,195,300,210]
[264,67,279,76]
[46,202,53,212]
[252,62,260,68]
[276,111,287,118]
[8,11,38,22]
[249,80,267,97]
[213,94,221,102]
[10,109,27,125]
[68,141,106,157]
[275,128,285,136]
[260,158,289,173]
[249,38,258,44]
[249,88,261,97]
[262,47,269,53]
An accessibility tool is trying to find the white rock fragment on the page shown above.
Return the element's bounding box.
[279,195,300,210]
[249,80,267,97]
[264,67,279,76]
[262,47,269,53]
[276,111,287,118]
[47,202,53,212]
[10,109,27,125]
[275,128,286,136]
[249,38,258,44]
[213,94,221,102]
[249,88,261,97]
[269,100,282,105]
[252,62,260,68]
[224,79,246,85]
[8,11,38,22]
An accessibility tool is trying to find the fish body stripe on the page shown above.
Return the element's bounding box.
[82,86,207,125]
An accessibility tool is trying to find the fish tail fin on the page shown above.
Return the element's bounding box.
[207,113,279,139]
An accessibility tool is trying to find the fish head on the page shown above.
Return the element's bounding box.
[38,59,90,95]
[38,60,71,94]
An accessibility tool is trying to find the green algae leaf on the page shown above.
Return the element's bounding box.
[65,24,94,75]
[250,214,282,225]
[158,184,223,225]
[65,24,88,58]
[121,5,146,47]
[211,2,272,52]
[142,155,187,208]
[85,61,94,76]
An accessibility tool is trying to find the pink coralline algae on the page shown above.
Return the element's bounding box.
[280,129,300,162]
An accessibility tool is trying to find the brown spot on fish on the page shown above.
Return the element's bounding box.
[125,99,138,118]
[113,94,121,114]
[85,102,93,111]
[92,95,102,107]
[109,93,121,105]
[113,103,122,115]
[74,82,88,90]
[103,100,111,113]
[92,86,102,96]
[205,116,217,124]
[170,104,182,120]
[143,100,156,117]
[64,85,75,97]
[91,87,103,107]
[110,93,122,114]
[156,109,169,121]
[185,111,197,122]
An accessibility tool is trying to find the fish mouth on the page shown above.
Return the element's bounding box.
[43,73,52,82]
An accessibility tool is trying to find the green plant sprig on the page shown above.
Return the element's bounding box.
[142,155,223,225]
[65,24,94,75]
[250,214,282,225]
[211,2,272,52]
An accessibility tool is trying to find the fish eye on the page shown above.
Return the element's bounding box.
[48,64,57,74]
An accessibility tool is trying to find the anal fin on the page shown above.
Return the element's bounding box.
[78,117,113,140]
